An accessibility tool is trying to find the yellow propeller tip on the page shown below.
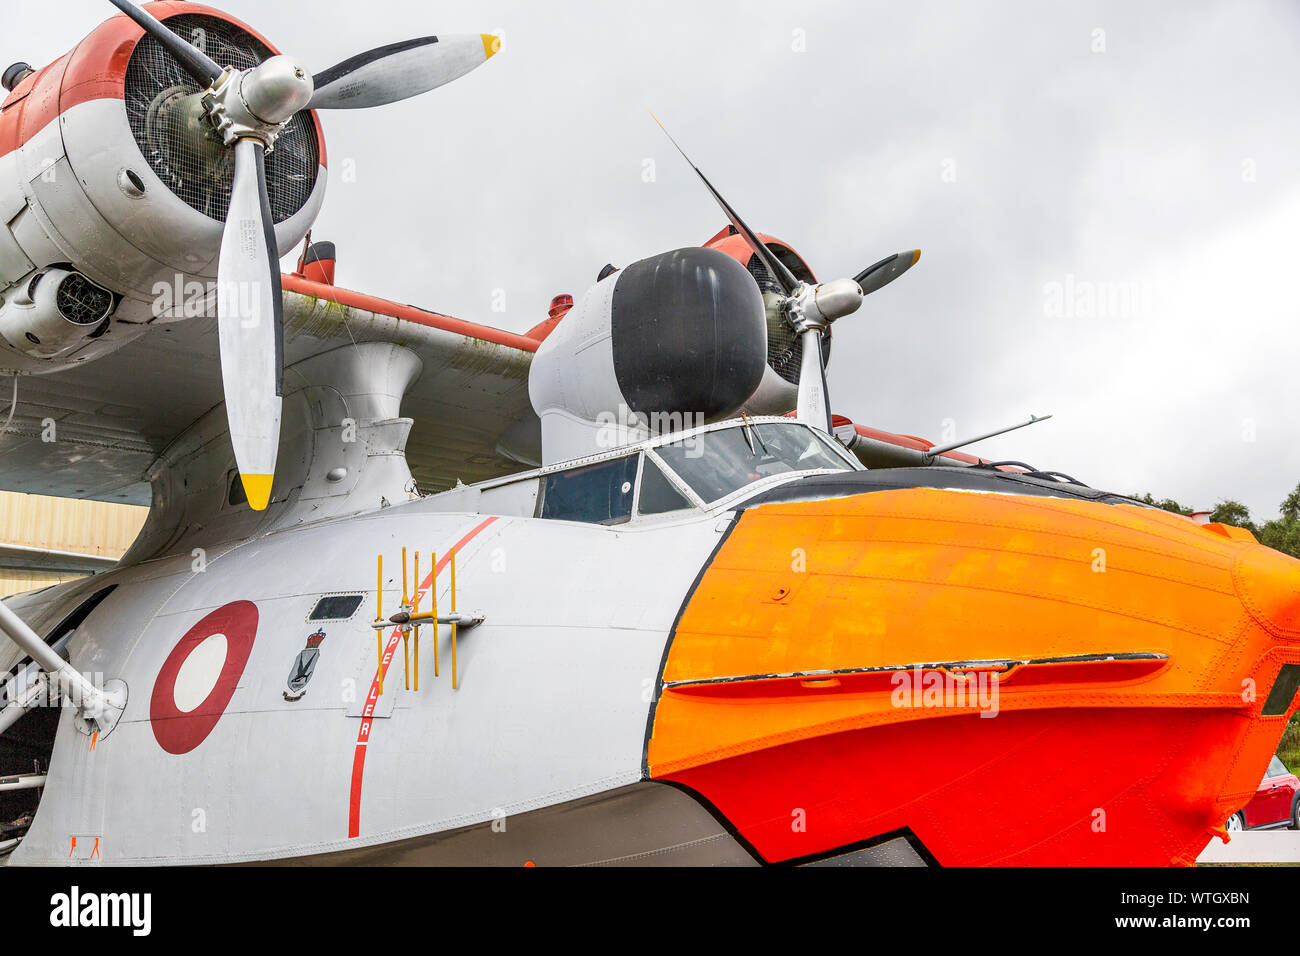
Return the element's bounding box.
[482,34,501,59]
[911,249,922,265]
[241,473,273,511]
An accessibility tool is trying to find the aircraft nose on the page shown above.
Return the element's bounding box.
[1234,543,1300,641]
[645,487,1300,865]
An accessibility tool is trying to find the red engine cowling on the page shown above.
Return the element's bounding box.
[0,1,327,373]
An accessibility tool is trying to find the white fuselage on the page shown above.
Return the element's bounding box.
[4,493,727,864]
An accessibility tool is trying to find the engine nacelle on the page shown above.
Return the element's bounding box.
[0,267,115,358]
[529,246,768,464]
[698,226,835,417]
[0,2,326,374]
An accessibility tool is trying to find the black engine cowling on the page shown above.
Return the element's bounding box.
[529,246,767,463]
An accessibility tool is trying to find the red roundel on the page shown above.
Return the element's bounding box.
[150,601,258,755]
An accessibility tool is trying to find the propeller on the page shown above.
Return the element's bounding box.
[309,35,500,110]
[856,250,922,296]
[107,1,499,509]
[650,112,920,433]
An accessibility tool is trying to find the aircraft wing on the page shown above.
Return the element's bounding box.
[0,274,543,505]
[0,272,995,507]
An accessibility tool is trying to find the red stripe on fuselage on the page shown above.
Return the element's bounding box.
[347,516,499,839]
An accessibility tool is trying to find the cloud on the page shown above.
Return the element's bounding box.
[8,0,1299,517]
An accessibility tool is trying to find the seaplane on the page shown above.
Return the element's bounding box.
[0,0,1297,867]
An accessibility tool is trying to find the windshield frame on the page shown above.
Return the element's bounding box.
[470,416,864,522]
[644,418,862,510]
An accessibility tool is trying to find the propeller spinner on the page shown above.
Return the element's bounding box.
[107,0,499,509]
[650,112,920,433]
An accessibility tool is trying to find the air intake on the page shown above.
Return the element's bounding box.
[124,13,320,224]
[55,273,113,326]
[0,268,115,359]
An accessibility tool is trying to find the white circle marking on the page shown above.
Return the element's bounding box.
[173,632,228,713]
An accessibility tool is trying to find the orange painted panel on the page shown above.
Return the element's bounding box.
[647,488,1300,864]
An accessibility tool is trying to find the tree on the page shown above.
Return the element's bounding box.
[1257,481,1300,559]
[1130,487,1300,559]
[1281,484,1300,523]
[1130,493,1192,516]
[1209,499,1258,536]
[1260,519,1300,558]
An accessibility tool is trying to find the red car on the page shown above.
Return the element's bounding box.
[1226,755,1300,832]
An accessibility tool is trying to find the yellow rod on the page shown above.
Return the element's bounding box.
[451,546,458,690]
[431,552,439,677]
[403,633,410,691]
[376,553,383,695]
[401,547,409,606]
[413,552,420,692]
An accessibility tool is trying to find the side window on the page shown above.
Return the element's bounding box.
[536,456,638,525]
[309,595,365,621]
[638,457,693,515]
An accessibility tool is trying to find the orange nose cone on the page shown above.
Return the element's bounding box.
[1234,544,1300,640]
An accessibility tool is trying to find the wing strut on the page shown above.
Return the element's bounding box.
[0,602,126,740]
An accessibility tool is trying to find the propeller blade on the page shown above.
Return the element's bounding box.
[854,250,921,296]
[107,0,222,85]
[308,34,499,110]
[648,111,801,296]
[796,328,833,433]
[217,139,284,512]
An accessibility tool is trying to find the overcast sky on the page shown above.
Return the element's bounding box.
[11,0,1300,518]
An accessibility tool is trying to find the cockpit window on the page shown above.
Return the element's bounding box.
[537,455,639,525]
[637,457,693,516]
[654,422,852,503]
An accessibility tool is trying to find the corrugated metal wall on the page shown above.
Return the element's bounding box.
[0,491,147,598]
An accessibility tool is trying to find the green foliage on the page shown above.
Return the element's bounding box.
[1259,518,1300,558]
[1210,499,1258,535]
[1282,486,1300,524]
[1132,483,1300,559]
[1281,712,1300,776]
[1128,488,1300,771]
[1130,493,1192,516]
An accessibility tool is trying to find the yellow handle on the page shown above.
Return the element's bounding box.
[413,551,420,692]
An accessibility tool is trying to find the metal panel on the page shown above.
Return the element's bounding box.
[9,504,726,864]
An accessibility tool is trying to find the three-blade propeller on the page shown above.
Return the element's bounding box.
[108,0,499,509]
[651,112,920,433]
